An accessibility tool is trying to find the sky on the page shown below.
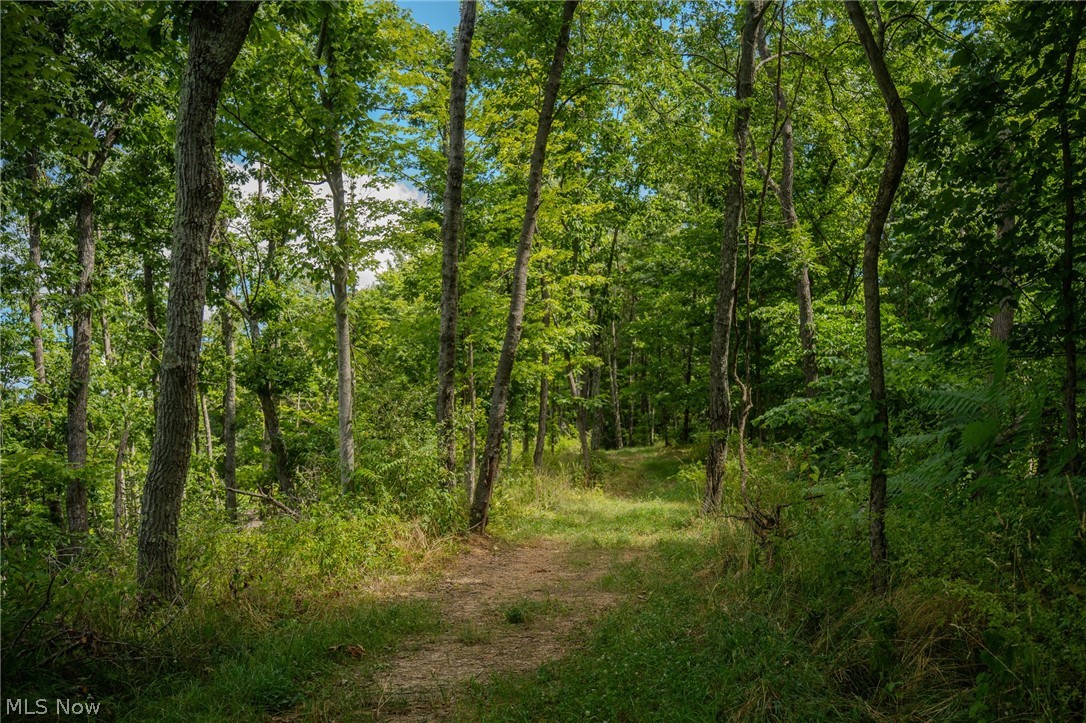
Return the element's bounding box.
[397,1,460,34]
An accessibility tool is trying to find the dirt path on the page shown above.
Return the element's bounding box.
[363,536,634,721]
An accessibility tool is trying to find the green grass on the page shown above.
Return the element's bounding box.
[121,599,440,722]
[449,445,1086,721]
[489,445,707,549]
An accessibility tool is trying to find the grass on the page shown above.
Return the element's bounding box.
[489,444,708,549]
[454,443,1085,721]
[120,598,440,722]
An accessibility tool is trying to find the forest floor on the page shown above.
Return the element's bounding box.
[286,446,704,722]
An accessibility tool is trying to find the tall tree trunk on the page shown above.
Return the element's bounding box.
[704,0,769,513]
[469,0,578,532]
[316,22,356,494]
[143,258,161,390]
[567,364,590,476]
[437,0,477,484]
[610,319,623,449]
[535,277,551,469]
[757,20,817,395]
[534,372,548,469]
[327,185,354,492]
[1058,4,1083,470]
[27,151,47,402]
[221,302,238,520]
[114,418,129,537]
[66,192,96,536]
[464,340,478,496]
[845,0,910,594]
[681,331,693,444]
[200,390,213,460]
[256,384,291,497]
[137,1,258,602]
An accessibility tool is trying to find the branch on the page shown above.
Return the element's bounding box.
[225,487,299,520]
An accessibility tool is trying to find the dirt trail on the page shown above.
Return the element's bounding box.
[364,536,633,721]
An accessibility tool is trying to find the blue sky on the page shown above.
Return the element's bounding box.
[397,1,459,33]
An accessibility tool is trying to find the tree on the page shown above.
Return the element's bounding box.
[469,0,579,532]
[844,0,909,594]
[137,1,258,602]
[704,0,771,513]
[437,0,478,484]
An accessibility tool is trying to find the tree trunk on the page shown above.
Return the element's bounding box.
[315,23,357,494]
[757,23,817,395]
[200,390,213,460]
[256,384,291,498]
[464,340,477,497]
[1058,5,1083,470]
[221,303,238,520]
[469,0,578,532]
[568,365,591,476]
[330,199,354,493]
[437,0,477,484]
[610,319,624,449]
[66,192,96,536]
[681,332,693,444]
[845,0,910,594]
[535,277,551,469]
[27,151,47,402]
[137,1,258,602]
[114,418,129,537]
[704,0,769,513]
[534,371,548,469]
[143,257,161,390]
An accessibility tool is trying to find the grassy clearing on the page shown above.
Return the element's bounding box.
[456,444,1085,721]
[490,444,709,550]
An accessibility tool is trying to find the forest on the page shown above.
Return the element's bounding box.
[1,0,1083,719]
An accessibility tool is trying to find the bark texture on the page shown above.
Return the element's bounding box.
[469,0,579,532]
[704,0,769,513]
[437,0,477,484]
[845,0,910,594]
[137,1,258,601]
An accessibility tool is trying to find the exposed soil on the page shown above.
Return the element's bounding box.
[362,536,634,721]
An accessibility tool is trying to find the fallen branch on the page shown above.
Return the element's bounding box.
[225,487,300,520]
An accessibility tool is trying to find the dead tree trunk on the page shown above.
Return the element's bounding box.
[469,0,578,532]
[137,1,258,602]
[437,0,477,484]
[844,0,909,594]
[704,0,770,513]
